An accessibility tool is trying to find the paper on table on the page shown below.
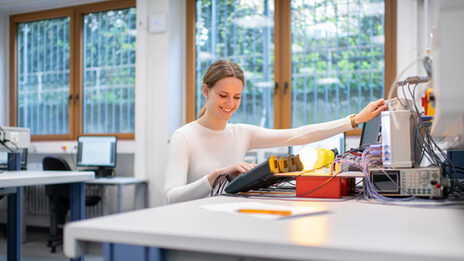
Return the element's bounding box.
[201,202,326,220]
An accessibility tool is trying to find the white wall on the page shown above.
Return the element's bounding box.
[395,0,433,101]
[0,13,7,126]
[135,0,185,207]
[397,0,420,81]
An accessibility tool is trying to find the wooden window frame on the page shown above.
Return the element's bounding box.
[186,0,397,137]
[9,0,136,141]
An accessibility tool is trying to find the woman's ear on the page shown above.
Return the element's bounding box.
[203,84,209,98]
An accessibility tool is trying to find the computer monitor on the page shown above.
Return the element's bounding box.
[0,148,28,170]
[77,136,117,177]
[0,151,7,170]
[359,114,381,147]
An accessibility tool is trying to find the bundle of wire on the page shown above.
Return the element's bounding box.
[362,146,418,201]
[210,174,232,197]
[397,79,460,196]
[330,144,410,201]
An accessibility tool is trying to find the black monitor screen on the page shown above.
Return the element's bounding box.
[359,114,381,147]
[77,136,117,167]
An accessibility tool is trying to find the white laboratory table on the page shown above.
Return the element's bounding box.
[0,171,94,188]
[0,170,94,261]
[85,177,148,213]
[64,195,464,261]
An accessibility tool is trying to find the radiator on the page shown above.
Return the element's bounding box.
[23,184,104,218]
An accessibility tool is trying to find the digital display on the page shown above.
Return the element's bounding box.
[371,171,400,192]
[77,136,117,167]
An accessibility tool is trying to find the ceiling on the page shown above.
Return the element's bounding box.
[0,0,104,15]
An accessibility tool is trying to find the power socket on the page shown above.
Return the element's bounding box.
[0,127,30,152]
[10,132,20,143]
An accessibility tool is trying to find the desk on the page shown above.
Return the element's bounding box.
[0,170,94,261]
[65,196,464,261]
[86,177,148,213]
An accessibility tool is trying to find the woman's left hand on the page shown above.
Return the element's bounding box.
[354,98,388,124]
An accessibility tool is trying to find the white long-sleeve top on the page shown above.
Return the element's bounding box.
[164,118,354,204]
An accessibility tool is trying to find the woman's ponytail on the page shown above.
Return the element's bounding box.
[198,105,206,119]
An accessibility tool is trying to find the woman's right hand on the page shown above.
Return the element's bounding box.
[208,162,256,186]
[353,98,388,124]
[221,162,257,178]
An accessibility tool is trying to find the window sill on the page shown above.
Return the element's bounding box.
[29,140,135,154]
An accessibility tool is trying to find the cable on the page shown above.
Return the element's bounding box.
[387,57,426,130]
[0,140,14,153]
[405,80,458,192]
[393,78,461,195]
[356,197,464,208]
[0,127,20,153]
[451,166,464,171]
[210,174,231,197]
[396,82,408,109]
[360,145,422,202]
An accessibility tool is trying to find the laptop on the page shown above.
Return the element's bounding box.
[359,114,381,147]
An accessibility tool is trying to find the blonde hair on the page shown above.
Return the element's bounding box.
[198,60,245,118]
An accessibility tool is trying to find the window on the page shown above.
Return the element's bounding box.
[291,0,386,127]
[193,0,275,128]
[82,9,136,134]
[16,17,71,135]
[10,0,136,140]
[187,0,396,133]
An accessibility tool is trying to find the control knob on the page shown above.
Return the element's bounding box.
[421,171,429,179]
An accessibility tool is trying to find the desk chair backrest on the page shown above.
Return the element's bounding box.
[42,155,101,204]
[42,156,73,253]
[43,156,71,171]
[42,156,71,199]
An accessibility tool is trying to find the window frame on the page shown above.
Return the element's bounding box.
[186,0,397,136]
[9,0,136,141]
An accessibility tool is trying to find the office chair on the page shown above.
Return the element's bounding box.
[42,156,101,253]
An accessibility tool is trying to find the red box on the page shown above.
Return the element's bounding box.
[296,176,355,198]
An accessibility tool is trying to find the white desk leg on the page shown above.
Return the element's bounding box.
[133,183,148,210]
[144,182,148,208]
[118,184,123,213]
[103,186,110,216]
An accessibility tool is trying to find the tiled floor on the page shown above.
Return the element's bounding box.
[0,226,103,261]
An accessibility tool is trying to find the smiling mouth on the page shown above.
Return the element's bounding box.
[221,107,233,113]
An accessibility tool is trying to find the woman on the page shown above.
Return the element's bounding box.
[164,60,387,204]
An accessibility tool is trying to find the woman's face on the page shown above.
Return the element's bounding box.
[204,77,243,122]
